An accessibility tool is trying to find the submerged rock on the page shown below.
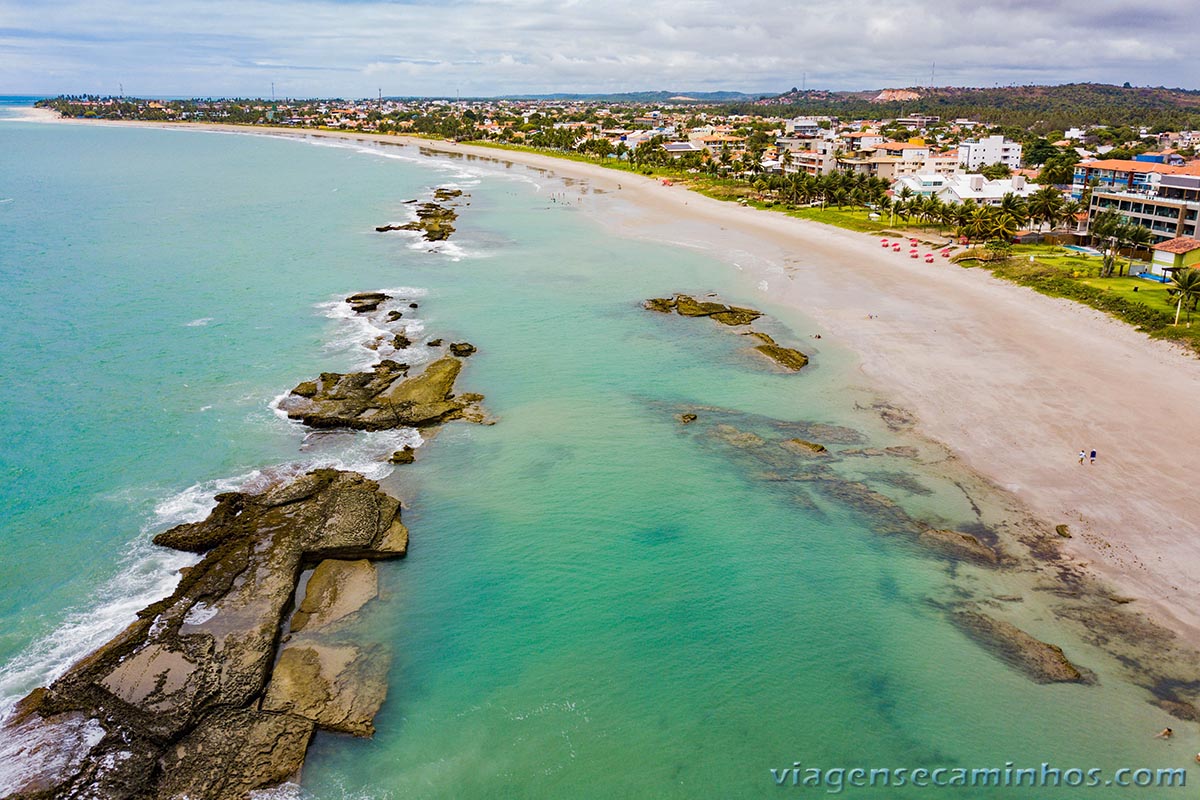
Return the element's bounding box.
[919,528,1002,565]
[745,331,809,371]
[278,357,484,430]
[2,469,407,798]
[781,438,827,455]
[954,611,1091,684]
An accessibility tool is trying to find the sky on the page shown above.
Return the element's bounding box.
[1,0,1197,98]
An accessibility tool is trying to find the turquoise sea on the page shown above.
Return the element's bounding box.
[0,100,1192,797]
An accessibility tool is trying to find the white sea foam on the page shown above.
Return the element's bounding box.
[0,198,13,204]
[0,416,424,720]
[0,534,198,720]
[185,317,213,327]
[312,288,431,370]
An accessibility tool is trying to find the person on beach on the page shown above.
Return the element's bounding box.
[1079,450,1086,464]
[1155,728,1173,739]
[1090,449,1097,464]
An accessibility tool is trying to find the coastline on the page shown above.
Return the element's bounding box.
[29,114,1200,649]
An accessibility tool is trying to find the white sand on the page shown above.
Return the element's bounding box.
[35,118,1200,647]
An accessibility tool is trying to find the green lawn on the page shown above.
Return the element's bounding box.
[1079,275,1177,315]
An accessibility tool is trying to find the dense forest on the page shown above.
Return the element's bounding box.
[737,83,1200,132]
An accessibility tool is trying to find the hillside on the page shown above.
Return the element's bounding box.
[742,83,1200,130]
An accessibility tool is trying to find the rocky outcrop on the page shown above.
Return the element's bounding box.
[261,641,390,737]
[954,611,1092,684]
[645,294,808,370]
[744,331,809,371]
[644,294,762,326]
[278,356,484,430]
[290,559,379,633]
[1,470,407,799]
[377,190,464,242]
[346,291,391,314]
[919,528,1002,565]
[449,341,477,357]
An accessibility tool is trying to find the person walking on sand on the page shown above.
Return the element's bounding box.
[1079,450,1086,465]
[1089,449,1097,464]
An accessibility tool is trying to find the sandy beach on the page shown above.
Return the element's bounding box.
[32,113,1200,649]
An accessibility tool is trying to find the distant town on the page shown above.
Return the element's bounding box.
[37,90,1200,345]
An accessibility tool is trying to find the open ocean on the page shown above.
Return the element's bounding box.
[0,99,1189,797]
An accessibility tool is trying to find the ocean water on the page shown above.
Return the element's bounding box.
[0,108,1192,797]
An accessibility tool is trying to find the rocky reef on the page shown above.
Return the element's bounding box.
[644,293,809,371]
[279,356,486,430]
[1,289,488,798]
[644,293,762,326]
[1,469,408,798]
[375,188,465,242]
[953,611,1092,684]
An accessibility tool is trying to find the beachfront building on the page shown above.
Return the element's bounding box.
[957,135,1023,170]
[1150,237,1200,278]
[934,174,1038,205]
[1087,174,1200,243]
[1071,159,1200,196]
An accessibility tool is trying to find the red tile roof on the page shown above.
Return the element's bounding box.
[1152,237,1200,254]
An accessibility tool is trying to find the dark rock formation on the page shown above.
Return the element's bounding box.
[389,446,416,464]
[278,357,484,430]
[1055,524,1072,538]
[644,294,762,326]
[427,338,443,347]
[953,611,1092,684]
[745,331,809,371]
[1,470,408,799]
[433,187,463,201]
[678,413,698,424]
[345,292,390,314]
[449,342,477,358]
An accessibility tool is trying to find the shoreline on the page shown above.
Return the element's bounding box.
[28,114,1200,650]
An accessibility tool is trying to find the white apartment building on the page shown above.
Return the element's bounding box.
[957,135,1023,170]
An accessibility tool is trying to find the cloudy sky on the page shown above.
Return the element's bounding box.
[1,0,1195,97]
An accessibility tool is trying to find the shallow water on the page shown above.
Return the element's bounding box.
[0,110,1193,797]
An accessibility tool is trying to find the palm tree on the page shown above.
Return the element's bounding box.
[1167,267,1200,326]
[988,210,1019,242]
[1122,224,1153,276]
[998,193,1030,230]
[1059,199,1085,232]
[1027,186,1064,232]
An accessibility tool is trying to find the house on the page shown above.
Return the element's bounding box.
[935,174,1038,205]
[1150,237,1200,278]
[957,135,1023,170]
[661,142,704,159]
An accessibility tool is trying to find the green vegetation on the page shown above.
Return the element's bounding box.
[954,246,1200,354]
[743,83,1200,133]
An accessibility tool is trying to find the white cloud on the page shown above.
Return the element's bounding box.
[0,0,1196,96]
